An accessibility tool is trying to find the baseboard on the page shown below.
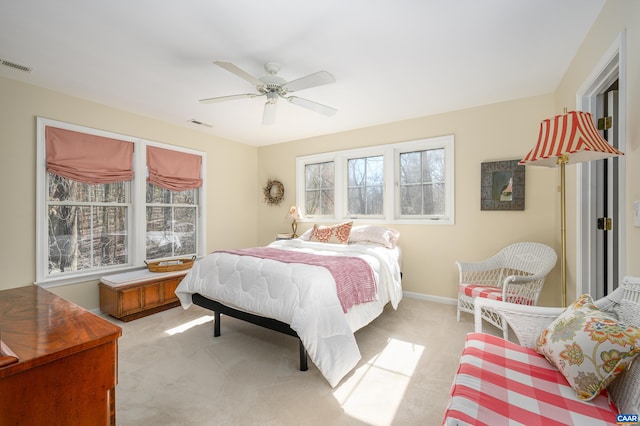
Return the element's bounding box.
[403,291,457,305]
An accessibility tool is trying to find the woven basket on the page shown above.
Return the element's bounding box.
[144,256,196,273]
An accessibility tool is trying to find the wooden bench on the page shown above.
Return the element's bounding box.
[99,269,188,322]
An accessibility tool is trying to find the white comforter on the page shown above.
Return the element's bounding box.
[175,239,402,387]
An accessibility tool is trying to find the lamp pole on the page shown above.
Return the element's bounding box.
[558,154,568,308]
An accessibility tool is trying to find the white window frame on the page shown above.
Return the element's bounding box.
[296,135,454,225]
[298,153,338,219]
[343,147,387,220]
[35,117,207,287]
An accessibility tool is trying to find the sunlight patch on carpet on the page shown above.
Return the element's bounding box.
[333,338,424,425]
[164,315,214,335]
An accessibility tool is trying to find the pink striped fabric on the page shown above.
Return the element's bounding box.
[519,111,623,167]
[442,333,617,425]
[459,284,535,305]
[460,284,503,301]
[219,247,377,313]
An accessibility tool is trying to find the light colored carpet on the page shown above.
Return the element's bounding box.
[109,297,485,426]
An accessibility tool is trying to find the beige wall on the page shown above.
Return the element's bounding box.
[555,0,640,300]
[257,95,562,306]
[0,77,258,309]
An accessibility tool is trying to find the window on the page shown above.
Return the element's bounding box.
[347,155,384,216]
[304,160,335,216]
[398,149,445,216]
[36,118,206,286]
[296,135,454,224]
[146,184,198,259]
[47,174,130,274]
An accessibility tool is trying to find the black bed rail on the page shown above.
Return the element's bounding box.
[191,293,309,371]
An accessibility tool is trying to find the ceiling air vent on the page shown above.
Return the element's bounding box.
[188,119,213,128]
[1,58,32,73]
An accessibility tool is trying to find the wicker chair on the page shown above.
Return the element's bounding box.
[455,242,557,339]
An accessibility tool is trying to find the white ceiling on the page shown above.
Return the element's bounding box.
[0,0,605,147]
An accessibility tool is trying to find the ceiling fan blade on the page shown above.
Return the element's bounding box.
[283,70,335,92]
[213,61,263,87]
[287,96,337,117]
[199,93,262,104]
[262,101,277,125]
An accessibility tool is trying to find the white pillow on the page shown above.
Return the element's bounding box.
[348,225,399,248]
[299,227,312,240]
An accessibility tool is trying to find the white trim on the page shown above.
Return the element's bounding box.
[403,290,457,305]
[575,31,627,299]
[35,117,207,287]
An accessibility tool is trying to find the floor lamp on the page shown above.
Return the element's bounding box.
[519,110,623,307]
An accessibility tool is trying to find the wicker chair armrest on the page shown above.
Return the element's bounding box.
[474,298,564,348]
[504,273,544,284]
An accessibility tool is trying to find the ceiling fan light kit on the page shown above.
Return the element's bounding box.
[200,61,336,125]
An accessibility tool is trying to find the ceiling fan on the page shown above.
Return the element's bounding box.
[200,61,337,125]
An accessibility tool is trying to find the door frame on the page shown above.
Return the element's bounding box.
[575,31,627,298]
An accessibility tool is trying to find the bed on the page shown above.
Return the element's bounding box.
[174,224,402,387]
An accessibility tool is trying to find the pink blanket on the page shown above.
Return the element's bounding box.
[219,247,377,313]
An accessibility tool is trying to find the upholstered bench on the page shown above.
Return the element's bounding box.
[443,276,640,425]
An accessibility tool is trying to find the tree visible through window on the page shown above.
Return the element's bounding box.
[305,161,334,216]
[399,149,445,215]
[347,155,384,215]
[47,173,129,274]
[146,184,198,259]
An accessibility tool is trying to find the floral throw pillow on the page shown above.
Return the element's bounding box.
[535,294,640,401]
[308,222,353,244]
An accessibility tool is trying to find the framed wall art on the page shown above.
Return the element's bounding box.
[480,159,525,211]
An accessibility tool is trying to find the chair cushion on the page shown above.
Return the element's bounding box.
[459,283,503,301]
[459,283,537,305]
[535,294,640,401]
[443,333,617,425]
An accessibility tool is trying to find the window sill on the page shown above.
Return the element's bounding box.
[35,266,146,289]
[297,217,454,225]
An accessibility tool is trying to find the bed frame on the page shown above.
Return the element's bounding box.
[192,293,308,371]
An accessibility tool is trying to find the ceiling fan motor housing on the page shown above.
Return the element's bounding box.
[259,63,287,95]
[265,91,278,104]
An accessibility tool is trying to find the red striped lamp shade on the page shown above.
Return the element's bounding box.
[519,110,623,167]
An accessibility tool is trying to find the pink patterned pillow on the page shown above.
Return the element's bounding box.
[308,222,353,244]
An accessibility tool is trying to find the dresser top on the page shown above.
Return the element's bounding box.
[0,285,122,378]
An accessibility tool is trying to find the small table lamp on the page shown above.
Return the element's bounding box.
[288,205,302,238]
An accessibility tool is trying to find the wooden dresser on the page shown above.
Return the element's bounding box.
[0,285,122,425]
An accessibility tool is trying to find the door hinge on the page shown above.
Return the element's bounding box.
[597,116,612,130]
[597,217,613,231]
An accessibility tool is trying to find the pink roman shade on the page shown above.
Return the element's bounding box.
[46,126,134,184]
[147,145,203,191]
